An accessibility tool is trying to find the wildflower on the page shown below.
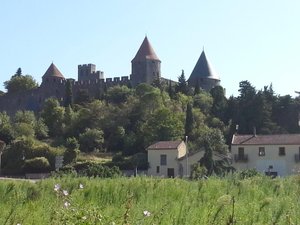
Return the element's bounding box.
[17,223,21,225]
[82,216,87,220]
[64,201,71,208]
[63,190,69,196]
[143,210,151,217]
[54,184,60,192]
[79,183,84,189]
[111,222,116,225]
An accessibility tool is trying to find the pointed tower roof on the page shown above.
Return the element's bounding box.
[189,50,219,80]
[42,63,65,79]
[132,36,160,62]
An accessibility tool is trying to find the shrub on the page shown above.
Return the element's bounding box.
[190,163,208,180]
[74,161,122,178]
[63,137,80,165]
[79,128,104,152]
[23,157,50,173]
[238,168,261,179]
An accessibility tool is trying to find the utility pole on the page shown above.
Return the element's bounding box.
[185,136,188,177]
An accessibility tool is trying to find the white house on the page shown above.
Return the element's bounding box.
[231,134,300,176]
[147,141,204,178]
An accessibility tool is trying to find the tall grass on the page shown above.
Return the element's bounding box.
[0,175,300,224]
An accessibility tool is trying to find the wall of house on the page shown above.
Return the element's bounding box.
[231,144,300,176]
[148,149,179,177]
[179,151,205,177]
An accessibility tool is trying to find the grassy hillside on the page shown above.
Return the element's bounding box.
[1,176,300,224]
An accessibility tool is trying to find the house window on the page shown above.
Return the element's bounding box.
[160,154,167,166]
[279,147,286,156]
[259,147,265,156]
[238,147,244,156]
[156,166,160,173]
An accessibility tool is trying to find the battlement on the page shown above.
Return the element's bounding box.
[78,63,104,81]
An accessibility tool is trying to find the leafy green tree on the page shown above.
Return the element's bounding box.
[63,137,80,165]
[210,86,228,123]
[34,118,49,139]
[4,72,38,94]
[0,112,14,143]
[41,98,65,137]
[185,103,194,138]
[142,107,184,146]
[193,92,213,114]
[79,128,104,152]
[106,85,132,104]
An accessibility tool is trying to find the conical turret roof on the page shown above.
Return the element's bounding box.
[132,36,160,62]
[189,50,219,81]
[42,63,65,79]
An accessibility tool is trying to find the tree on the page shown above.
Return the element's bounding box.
[63,137,80,165]
[16,68,22,76]
[194,79,200,95]
[142,107,184,146]
[64,79,73,107]
[198,129,231,176]
[41,98,65,137]
[0,112,14,143]
[106,85,132,104]
[210,86,228,123]
[175,70,189,95]
[79,128,104,152]
[185,103,194,138]
[4,73,38,94]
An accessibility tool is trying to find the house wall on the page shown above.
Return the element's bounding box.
[148,149,179,177]
[179,151,204,177]
[147,142,186,178]
[231,144,300,176]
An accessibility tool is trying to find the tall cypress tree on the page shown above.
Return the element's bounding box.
[64,79,73,107]
[185,103,194,138]
[176,70,189,95]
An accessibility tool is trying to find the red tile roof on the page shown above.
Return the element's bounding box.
[147,141,183,150]
[42,63,65,79]
[232,134,300,145]
[132,36,160,62]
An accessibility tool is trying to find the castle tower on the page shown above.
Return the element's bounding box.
[188,50,220,91]
[78,64,104,82]
[130,36,161,86]
[41,63,65,86]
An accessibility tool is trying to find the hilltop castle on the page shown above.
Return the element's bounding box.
[0,37,220,114]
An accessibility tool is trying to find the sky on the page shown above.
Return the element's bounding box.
[1,0,300,97]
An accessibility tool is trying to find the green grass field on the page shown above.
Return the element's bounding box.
[0,175,300,225]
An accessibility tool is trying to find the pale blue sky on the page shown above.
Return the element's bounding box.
[1,1,300,97]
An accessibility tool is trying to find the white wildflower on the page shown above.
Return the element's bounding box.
[54,184,60,192]
[79,183,84,189]
[82,216,87,220]
[64,201,71,208]
[63,190,69,196]
[143,210,151,217]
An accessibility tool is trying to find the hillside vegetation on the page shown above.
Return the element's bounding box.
[1,175,300,224]
[1,72,300,175]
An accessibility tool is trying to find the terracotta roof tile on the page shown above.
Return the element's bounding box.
[232,134,300,145]
[147,141,183,150]
[42,63,65,79]
[132,36,160,62]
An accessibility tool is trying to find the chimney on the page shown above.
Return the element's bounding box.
[235,124,239,134]
[253,127,257,137]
